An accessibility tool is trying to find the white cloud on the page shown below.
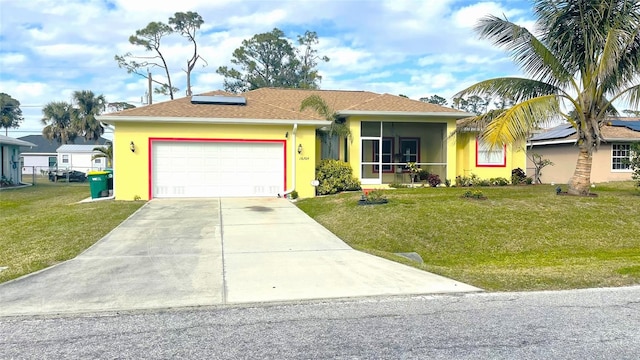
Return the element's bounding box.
[33,44,110,58]
[227,9,288,27]
[410,73,457,90]
[0,53,27,66]
[452,1,524,28]
[1,0,536,137]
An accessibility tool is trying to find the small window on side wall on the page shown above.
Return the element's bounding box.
[62,155,69,164]
[476,138,506,167]
[611,144,631,171]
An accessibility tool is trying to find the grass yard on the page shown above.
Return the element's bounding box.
[297,182,640,291]
[0,176,144,283]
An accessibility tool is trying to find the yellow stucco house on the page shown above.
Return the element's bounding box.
[98,88,526,200]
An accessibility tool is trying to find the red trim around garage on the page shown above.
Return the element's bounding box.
[147,138,287,199]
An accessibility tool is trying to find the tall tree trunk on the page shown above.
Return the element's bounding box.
[567,143,593,195]
[186,60,192,96]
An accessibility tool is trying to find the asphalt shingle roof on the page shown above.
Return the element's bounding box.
[103,88,467,121]
[18,135,109,154]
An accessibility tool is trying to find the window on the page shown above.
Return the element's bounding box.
[476,138,506,167]
[612,144,631,171]
[373,138,393,172]
[94,158,102,164]
[399,138,419,164]
[62,155,69,164]
[48,156,57,168]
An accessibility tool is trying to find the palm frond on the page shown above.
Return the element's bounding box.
[612,83,640,111]
[92,143,113,167]
[475,15,573,86]
[300,95,336,121]
[455,77,560,103]
[300,94,351,141]
[601,30,640,98]
[456,109,507,133]
[482,95,562,146]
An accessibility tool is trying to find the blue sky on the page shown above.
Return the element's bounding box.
[0,0,534,138]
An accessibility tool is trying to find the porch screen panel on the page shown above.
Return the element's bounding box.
[361,138,380,182]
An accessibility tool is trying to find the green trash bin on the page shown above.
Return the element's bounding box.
[104,168,114,191]
[88,171,108,199]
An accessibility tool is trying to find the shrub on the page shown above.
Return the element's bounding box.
[477,179,491,187]
[427,174,442,187]
[316,159,361,195]
[365,189,387,202]
[511,168,527,184]
[462,189,485,199]
[388,183,408,188]
[630,143,640,187]
[289,190,299,199]
[490,177,510,186]
[417,168,430,181]
[456,173,480,187]
[0,176,13,187]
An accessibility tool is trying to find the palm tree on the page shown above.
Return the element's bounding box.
[455,0,640,195]
[92,142,113,167]
[73,90,106,142]
[300,95,351,160]
[41,101,77,144]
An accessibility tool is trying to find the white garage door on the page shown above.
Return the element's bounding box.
[152,141,284,198]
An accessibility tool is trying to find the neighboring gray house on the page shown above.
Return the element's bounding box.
[0,135,37,185]
[19,135,109,175]
[528,119,640,184]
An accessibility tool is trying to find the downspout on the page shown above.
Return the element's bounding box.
[280,123,298,198]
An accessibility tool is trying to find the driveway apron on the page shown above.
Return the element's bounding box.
[0,199,223,316]
[0,198,480,316]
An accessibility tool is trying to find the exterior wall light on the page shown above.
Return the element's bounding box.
[297,144,303,154]
[130,141,135,153]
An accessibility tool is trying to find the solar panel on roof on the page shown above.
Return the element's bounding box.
[530,124,576,141]
[609,120,640,132]
[191,95,246,105]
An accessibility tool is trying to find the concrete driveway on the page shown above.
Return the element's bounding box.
[0,198,480,316]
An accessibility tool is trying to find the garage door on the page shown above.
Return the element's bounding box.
[152,141,285,198]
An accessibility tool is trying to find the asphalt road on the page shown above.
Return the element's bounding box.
[1,286,639,359]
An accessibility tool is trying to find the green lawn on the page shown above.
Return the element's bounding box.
[0,176,144,283]
[296,182,640,291]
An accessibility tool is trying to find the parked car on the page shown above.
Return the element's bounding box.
[48,170,87,182]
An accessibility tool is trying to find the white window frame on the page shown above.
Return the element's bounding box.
[476,138,506,167]
[61,154,69,164]
[611,143,632,172]
[373,137,394,173]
